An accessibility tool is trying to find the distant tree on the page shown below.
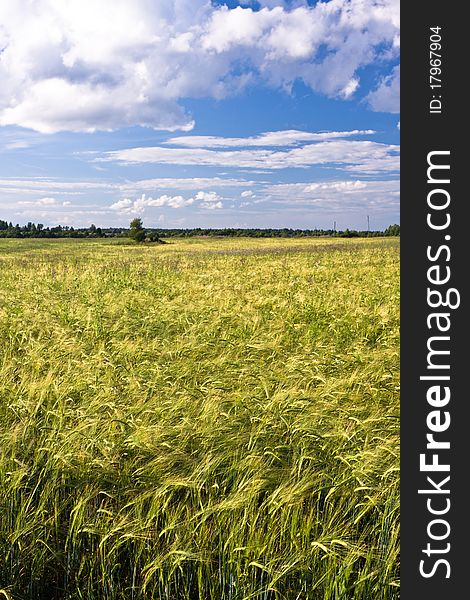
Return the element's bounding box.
[145,232,163,243]
[384,224,400,236]
[129,217,146,242]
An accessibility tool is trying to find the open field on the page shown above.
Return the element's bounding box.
[0,237,399,599]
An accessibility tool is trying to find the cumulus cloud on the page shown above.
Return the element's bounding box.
[0,0,399,132]
[109,198,133,212]
[110,190,224,214]
[194,191,224,209]
[110,193,194,213]
[199,201,223,210]
[195,191,221,203]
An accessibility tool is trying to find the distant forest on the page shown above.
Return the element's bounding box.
[0,220,400,239]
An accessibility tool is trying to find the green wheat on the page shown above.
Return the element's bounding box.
[0,236,399,599]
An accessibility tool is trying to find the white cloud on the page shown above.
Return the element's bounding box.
[165,129,376,147]
[37,197,58,206]
[110,193,195,214]
[0,78,194,134]
[18,197,58,206]
[241,190,255,197]
[366,65,400,113]
[110,190,225,214]
[101,138,399,174]
[3,197,84,214]
[0,0,399,133]
[109,198,133,211]
[340,78,359,99]
[199,201,223,210]
[195,191,221,203]
[304,180,367,193]
[151,195,193,209]
[4,141,33,150]
[0,176,255,198]
[0,177,113,195]
[120,177,255,190]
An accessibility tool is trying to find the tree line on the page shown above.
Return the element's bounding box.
[0,218,400,240]
[0,220,106,238]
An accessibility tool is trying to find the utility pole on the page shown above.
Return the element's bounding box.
[367,215,370,233]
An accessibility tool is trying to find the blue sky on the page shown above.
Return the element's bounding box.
[0,0,399,230]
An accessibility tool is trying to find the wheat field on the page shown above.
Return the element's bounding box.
[0,236,399,599]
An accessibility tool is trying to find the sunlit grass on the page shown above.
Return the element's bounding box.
[0,236,399,599]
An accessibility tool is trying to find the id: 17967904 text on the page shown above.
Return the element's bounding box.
[429,26,443,114]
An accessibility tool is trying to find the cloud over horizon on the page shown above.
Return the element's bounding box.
[110,191,224,214]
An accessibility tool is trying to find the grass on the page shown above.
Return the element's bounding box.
[0,236,399,599]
